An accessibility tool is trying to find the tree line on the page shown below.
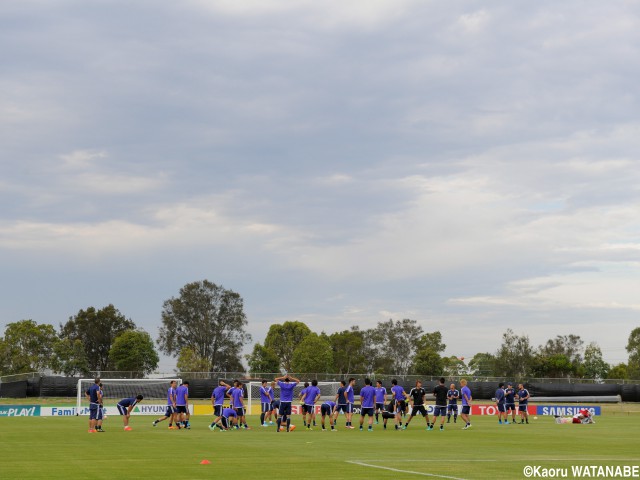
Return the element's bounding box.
[1,279,639,380]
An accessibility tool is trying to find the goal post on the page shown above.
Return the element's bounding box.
[247,381,340,416]
[76,378,182,415]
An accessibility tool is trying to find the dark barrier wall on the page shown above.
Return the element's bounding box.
[38,376,78,397]
[0,380,28,398]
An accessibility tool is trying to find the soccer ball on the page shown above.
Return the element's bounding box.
[533,416,538,420]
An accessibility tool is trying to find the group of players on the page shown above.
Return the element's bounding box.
[85,376,551,433]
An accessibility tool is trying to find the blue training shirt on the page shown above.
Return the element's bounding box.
[495,388,505,404]
[304,386,321,406]
[360,385,376,408]
[278,381,297,402]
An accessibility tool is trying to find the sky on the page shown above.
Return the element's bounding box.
[1,1,639,372]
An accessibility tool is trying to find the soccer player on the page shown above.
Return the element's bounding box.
[516,383,531,424]
[96,382,106,432]
[432,377,448,431]
[87,378,102,433]
[320,400,336,431]
[495,382,507,424]
[302,380,321,430]
[332,380,348,428]
[374,380,387,425]
[213,407,238,431]
[447,383,459,423]
[117,395,144,430]
[555,409,595,424]
[404,380,430,430]
[275,374,300,432]
[359,378,376,431]
[344,378,356,429]
[209,380,231,431]
[504,382,517,424]
[176,381,190,429]
[390,379,407,430]
[460,379,472,429]
[153,380,179,429]
[260,379,273,427]
[381,401,396,430]
[229,380,249,429]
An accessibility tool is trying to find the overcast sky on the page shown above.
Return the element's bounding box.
[2,1,639,372]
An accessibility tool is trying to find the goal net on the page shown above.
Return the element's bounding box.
[247,381,340,415]
[76,378,181,414]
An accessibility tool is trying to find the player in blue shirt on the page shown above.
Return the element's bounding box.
[260,379,274,427]
[320,400,336,431]
[516,383,531,424]
[209,380,231,431]
[504,383,517,424]
[332,380,348,429]
[374,380,387,425]
[390,379,407,430]
[87,378,102,433]
[299,382,309,427]
[275,374,300,432]
[176,381,190,429]
[460,379,472,430]
[447,383,459,423]
[302,380,321,430]
[495,382,507,424]
[359,378,376,432]
[153,380,179,429]
[228,380,249,429]
[212,408,238,431]
[344,378,356,429]
[117,394,143,430]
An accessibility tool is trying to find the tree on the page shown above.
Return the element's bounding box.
[264,321,312,372]
[158,280,251,372]
[626,327,640,379]
[582,342,610,381]
[0,320,59,374]
[442,356,468,376]
[291,333,334,374]
[176,346,211,374]
[372,319,424,375]
[52,338,90,377]
[468,352,497,377]
[411,331,446,376]
[109,330,159,376]
[246,343,280,373]
[329,328,366,375]
[607,363,629,380]
[540,335,584,365]
[494,329,535,378]
[60,305,135,371]
[531,353,575,378]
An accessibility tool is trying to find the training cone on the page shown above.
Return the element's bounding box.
[200,460,211,465]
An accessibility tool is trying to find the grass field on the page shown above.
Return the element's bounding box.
[1,404,639,479]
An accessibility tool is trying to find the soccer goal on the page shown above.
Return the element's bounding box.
[247,381,341,415]
[76,378,181,414]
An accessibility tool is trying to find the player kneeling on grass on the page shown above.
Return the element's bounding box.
[117,395,143,430]
[211,408,238,431]
[555,409,595,424]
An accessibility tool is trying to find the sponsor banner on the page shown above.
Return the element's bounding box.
[535,405,601,416]
[0,405,40,417]
[39,404,194,417]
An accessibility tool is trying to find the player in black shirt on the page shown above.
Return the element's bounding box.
[432,377,449,431]
[403,380,431,430]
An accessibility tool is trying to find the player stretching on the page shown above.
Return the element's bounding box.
[504,383,517,424]
[209,380,231,431]
[176,381,190,429]
[447,383,459,423]
[320,400,336,431]
[299,382,309,426]
[374,380,387,425]
[460,379,472,430]
[302,380,321,429]
[516,383,530,424]
[333,380,348,428]
[117,395,143,430]
[359,378,376,431]
[153,380,179,429]
[404,380,430,430]
[390,379,407,430]
[433,377,448,431]
[275,374,300,432]
[213,407,238,431]
[344,378,356,429]
[495,382,507,424]
[87,378,102,433]
[260,380,273,427]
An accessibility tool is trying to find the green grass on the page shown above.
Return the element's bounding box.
[1,411,639,479]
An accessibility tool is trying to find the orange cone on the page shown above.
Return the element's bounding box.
[200,460,211,465]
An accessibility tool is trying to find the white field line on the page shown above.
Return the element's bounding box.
[346,460,468,480]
